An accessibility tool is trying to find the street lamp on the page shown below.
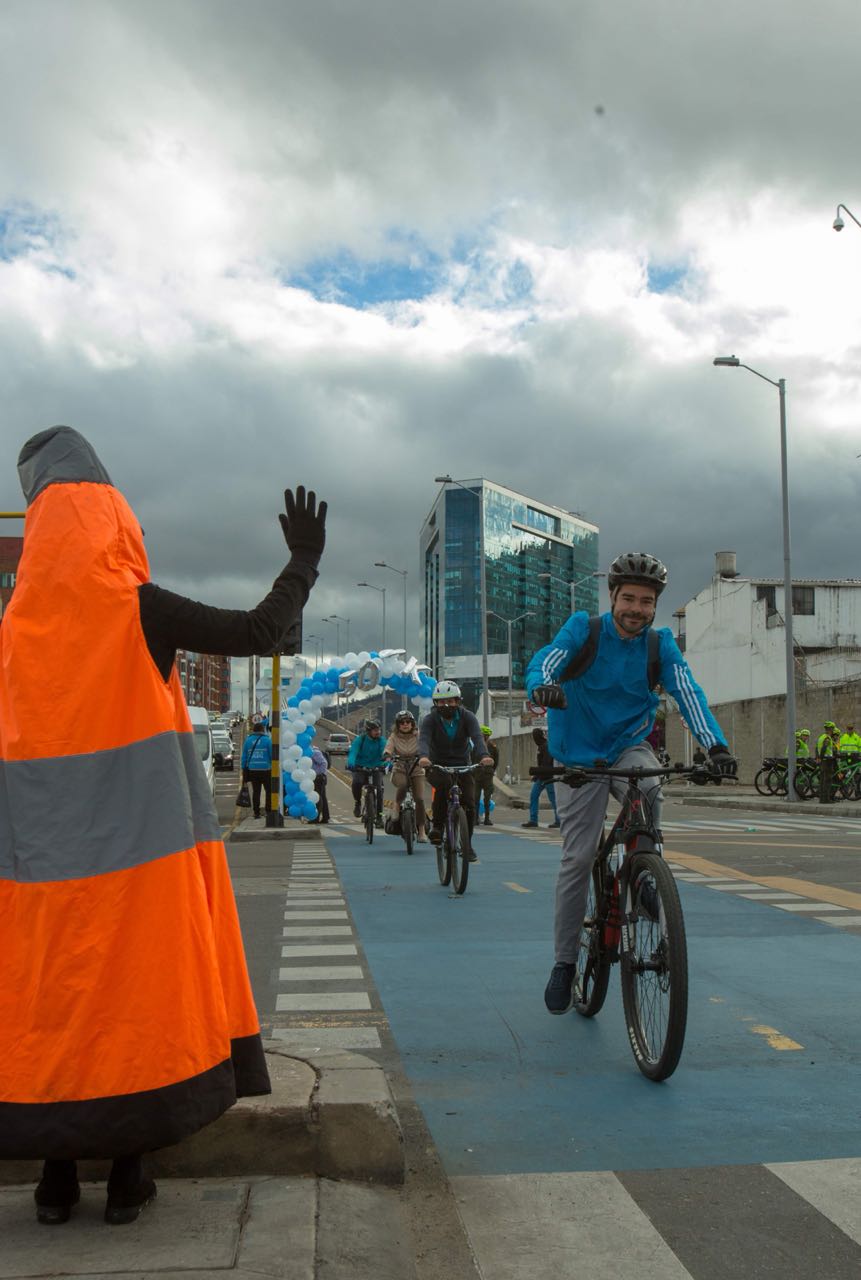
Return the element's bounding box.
[434,475,490,724]
[713,354,797,800]
[329,613,351,654]
[375,560,408,709]
[358,582,387,729]
[321,617,342,720]
[832,203,861,233]
[538,570,606,615]
[305,634,322,670]
[488,609,534,784]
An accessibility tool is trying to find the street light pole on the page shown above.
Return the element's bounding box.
[358,582,387,729]
[489,609,534,784]
[833,203,861,233]
[714,356,797,800]
[435,476,490,724]
[375,560,408,709]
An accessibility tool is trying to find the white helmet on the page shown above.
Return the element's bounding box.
[432,680,462,701]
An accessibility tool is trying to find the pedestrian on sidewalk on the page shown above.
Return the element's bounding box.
[475,726,499,825]
[522,727,560,828]
[242,722,273,818]
[0,426,326,1227]
[310,745,330,823]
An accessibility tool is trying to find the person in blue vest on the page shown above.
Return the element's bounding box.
[241,722,273,818]
[347,720,386,826]
[525,552,735,1016]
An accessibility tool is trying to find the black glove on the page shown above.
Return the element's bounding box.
[531,684,567,710]
[279,485,327,559]
[708,745,737,778]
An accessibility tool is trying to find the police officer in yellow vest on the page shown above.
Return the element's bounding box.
[795,729,811,758]
[818,721,839,758]
[839,723,861,755]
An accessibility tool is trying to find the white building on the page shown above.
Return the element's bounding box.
[678,552,861,705]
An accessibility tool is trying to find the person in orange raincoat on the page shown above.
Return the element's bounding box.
[0,426,326,1226]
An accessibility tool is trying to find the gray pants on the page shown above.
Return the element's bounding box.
[553,744,662,964]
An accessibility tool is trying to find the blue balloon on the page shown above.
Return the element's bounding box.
[287,696,300,708]
[303,803,317,820]
[288,803,302,817]
[298,732,313,748]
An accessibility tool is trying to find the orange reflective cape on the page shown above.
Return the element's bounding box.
[0,430,269,1159]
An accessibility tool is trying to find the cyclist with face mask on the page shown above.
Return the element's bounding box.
[418,681,492,861]
[525,552,734,1016]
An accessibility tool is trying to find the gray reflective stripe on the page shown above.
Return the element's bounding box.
[0,731,221,883]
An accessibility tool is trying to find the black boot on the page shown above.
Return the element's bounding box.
[35,1160,80,1225]
[105,1155,157,1226]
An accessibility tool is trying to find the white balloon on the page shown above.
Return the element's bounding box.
[287,744,302,761]
[300,778,315,794]
[307,791,319,806]
[393,659,406,673]
[291,719,307,733]
[298,699,312,714]
[411,695,423,706]
[357,651,371,666]
[281,730,296,747]
[344,652,359,667]
[291,768,304,782]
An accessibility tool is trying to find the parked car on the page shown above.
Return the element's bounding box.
[325,732,351,756]
[187,705,215,796]
[212,730,234,771]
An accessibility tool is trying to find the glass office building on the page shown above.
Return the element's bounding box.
[420,479,600,710]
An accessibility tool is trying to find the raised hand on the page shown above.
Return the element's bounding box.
[279,486,327,559]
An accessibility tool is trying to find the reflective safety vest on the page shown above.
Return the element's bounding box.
[795,739,810,758]
[0,428,269,1160]
[818,733,837,759]
[839,732,861,753]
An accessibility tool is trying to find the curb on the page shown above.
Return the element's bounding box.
[676,794,861,818]
[0,1045,404,1188]
[230,821,325,843]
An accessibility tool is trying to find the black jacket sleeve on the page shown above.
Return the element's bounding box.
[138,556,318,681]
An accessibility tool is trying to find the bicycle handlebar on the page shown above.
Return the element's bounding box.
[428,763,481,774]
[529,762,726,785]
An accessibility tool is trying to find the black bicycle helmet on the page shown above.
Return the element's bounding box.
[364,718,381,730]
[607,551,668,596]
[395,710,416,726]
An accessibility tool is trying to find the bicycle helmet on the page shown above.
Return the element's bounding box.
[364,718,381,730]
[395,710,416,726]
[796,728,810,737]
[432,680,462,701]
[824,720,837,730]
[607,551,668,596]
[480,725,493,737]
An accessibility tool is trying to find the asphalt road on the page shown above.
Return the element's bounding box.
[220,773,861,1278]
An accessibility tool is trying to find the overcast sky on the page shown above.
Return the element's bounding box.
[3,0,861,701]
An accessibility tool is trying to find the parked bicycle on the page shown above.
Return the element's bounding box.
[534,760,721,1081]
[430,764,479,895]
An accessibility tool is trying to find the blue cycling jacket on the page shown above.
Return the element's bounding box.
[241,731,272,771]
[525,611,727,767]
[347,734,386,770]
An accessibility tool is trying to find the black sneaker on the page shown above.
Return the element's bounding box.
[521,820,538,828]
[467,849,479,863]
[353,803,361,818]
[428,828,442,846]
[105,1177,157,1226]
[548,820,560,829]
[544,962,577,1015]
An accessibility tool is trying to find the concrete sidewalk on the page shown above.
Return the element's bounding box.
[0,1042,411,1279]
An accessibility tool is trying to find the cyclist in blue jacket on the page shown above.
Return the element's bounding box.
[347,720,386,826]
[525,552,735,1017]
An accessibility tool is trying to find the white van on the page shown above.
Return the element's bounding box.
[188,705,216,797]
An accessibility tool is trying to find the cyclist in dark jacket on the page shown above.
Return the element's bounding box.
[418,681,491,859]
[522,727,559,828]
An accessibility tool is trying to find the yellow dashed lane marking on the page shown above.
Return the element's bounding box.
[504,881,532,894]
[750,1024,804,1051]
[665,849,861,911]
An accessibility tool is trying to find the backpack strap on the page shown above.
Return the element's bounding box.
[558,616,663,690]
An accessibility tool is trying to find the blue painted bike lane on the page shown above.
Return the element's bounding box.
[330,829,861,1176]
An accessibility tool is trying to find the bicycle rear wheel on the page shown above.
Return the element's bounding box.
[450,808,470,895]
[620,853,688,1082]
[768,767,787,796]
[364,789,375,844]
[574,862,611,1018]
[402,805,415,855]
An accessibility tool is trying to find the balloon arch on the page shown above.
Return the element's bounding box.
[280,649,437,820]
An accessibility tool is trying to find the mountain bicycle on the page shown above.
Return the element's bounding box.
[534,760,721,1082]
[354,767,386,844]
[388,755,421,855]
[430,764,478,895]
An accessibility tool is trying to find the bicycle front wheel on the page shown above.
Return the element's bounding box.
[402,806,415,855]
[364,790,375,844]
[450,808,470,895]
[620,853,688,1082]
[436,824,452,885]
[574,863,611,1018]
[754,767,772,797]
